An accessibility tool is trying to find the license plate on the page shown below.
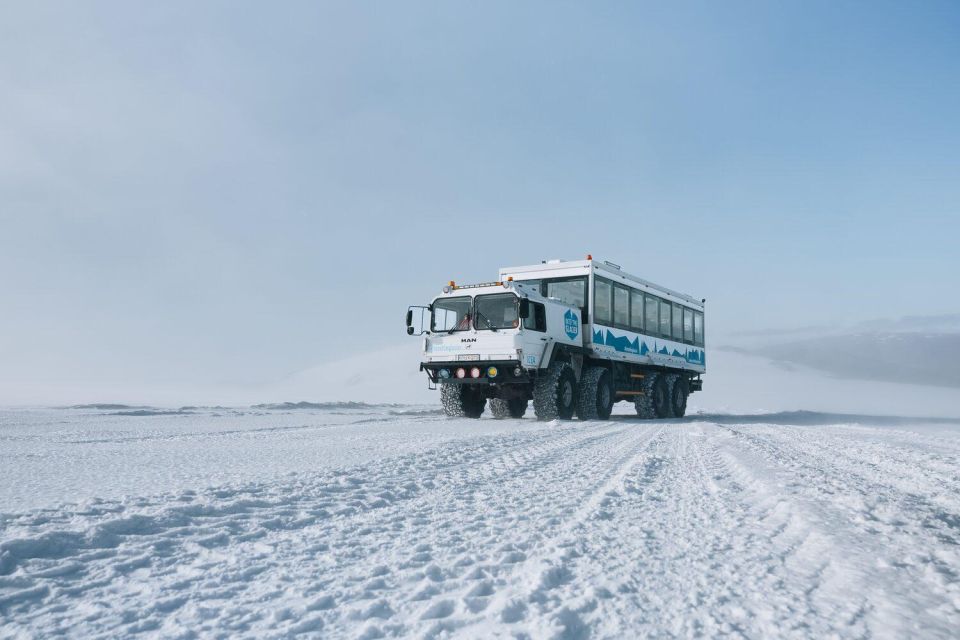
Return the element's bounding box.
[457,354,480,361]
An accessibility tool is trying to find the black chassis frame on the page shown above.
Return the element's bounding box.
[586,358,702,403]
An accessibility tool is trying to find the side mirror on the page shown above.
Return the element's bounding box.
[519,299,531,319]
[406,305,430,336]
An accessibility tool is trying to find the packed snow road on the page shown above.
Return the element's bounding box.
[2,407,959,638]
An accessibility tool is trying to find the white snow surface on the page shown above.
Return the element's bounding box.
[2,403,960,638]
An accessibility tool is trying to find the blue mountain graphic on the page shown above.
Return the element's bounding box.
[603,329,639,354]
[592,328,704,367]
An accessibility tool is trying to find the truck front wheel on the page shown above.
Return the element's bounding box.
[441,384,486,419]
[533,362,577,421]
[490,397,528,419]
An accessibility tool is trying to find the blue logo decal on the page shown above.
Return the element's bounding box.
[564,309,579,340]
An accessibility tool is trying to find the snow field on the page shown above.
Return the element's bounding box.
[0,406,529,512]
[2,412,959,638]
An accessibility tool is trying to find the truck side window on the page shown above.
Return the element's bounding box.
[694,311,704,346]
[630,290,644,331]
[594,279,612,325]
[683,307,694,343]
[659,299,671,338]
[523,302,547,332]
[672,303,683,341]
[613,284,630,328]
[522,280,542,295]
[644,295,659,335]
[546,279,586,308]
[543,277,588,322]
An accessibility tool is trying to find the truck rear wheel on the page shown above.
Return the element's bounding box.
[577,366,613,421]
[490,397,528,419]
[654,375,674,419]
[440,384,486,419]
[534,362,577,421]
[671,376,689,418]
[634,372,657,419]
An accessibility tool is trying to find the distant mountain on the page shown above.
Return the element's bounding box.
[853,314,960,333]
[688,349,959,417]
[67,404,150,410]
[749,332,960,389]
[729,314,960,343]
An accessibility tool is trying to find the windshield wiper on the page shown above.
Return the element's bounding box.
[474,310,498,332]
[444,312,469,334]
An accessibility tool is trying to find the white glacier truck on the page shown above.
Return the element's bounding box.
[405,257,706,421]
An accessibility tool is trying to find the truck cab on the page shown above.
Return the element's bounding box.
[407,280,582,419]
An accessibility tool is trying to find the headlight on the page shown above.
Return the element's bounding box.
[487,366,498,378]
[438,368,450,379]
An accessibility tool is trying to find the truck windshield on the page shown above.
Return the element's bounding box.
[432,296,472,332]
[474,294,520,330]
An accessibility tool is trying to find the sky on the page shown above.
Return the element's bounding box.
[1,1,959,403]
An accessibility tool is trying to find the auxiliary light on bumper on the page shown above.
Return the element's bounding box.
[421,360,529,384]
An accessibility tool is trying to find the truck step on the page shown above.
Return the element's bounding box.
[616,390,645,396]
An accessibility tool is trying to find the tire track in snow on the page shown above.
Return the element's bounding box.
[716,422,960,638]
[0,420,634,638]
[2,415,959,639]
[315,421,658,638]
[516,422,846,638]
[452,422,665,639]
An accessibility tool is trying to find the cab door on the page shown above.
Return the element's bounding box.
[519,300,549,368]
[522,301,582,369]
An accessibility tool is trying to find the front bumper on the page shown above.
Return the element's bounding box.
[420,360,531,384]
